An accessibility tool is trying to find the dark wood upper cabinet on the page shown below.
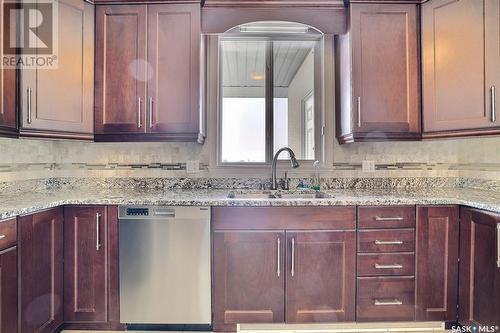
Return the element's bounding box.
[95,3,204,142]
[415,206,459,321]
[459,208,500,327]
[64,206,108,323]
[0,0,17,137]
[94,5,147,135]
[147,4,201,138]
[19,207,64,333]
[422,0,500,137]
[335,3,420,143]
[19,0,94,140]
[213,231,285,332]
[285,230,356,323]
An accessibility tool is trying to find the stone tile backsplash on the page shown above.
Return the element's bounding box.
[0,135,499,182]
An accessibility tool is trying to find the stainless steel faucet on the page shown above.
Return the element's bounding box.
[271,147,300,190]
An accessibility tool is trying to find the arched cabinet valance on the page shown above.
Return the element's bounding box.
[201,0,347,34]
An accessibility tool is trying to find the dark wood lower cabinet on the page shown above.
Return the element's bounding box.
[8,203,499,332]
[213,207,358,332]
[415,206,459,321]
[19,208,64,333]
[459,208,500,327]
[357,276,415,321]
[63,205,122,330]
[0,246,18,333]
[64,206,108,322]
[213,231,285,332]
[286,231,355,323]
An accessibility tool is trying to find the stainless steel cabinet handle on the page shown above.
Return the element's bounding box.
[96,213,101,251]
[27,88,32,124]
[291,237,295,277]
[277,237,280,277]
[497,223,500,268]
[375,216,404,221]
[0,235,5,240]
[149,97,154,128]
[137,97,142,128]
[374,299,403,306]
[357,97,361,127]
[375,263,403,269]
[492,86,497,123]
[375,240,403,245]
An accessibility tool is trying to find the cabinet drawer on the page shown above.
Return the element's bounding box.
[358,229,415,253]
[0,218,17,250]
[358,206,415,229]
[357,276,415,321]
[357,253,414,276]
[213,207,356,230]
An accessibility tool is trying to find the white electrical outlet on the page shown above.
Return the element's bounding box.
[362,160,376,172]
[186,160,200,173]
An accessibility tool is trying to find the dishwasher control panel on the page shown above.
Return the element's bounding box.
[126,207,149,216]
[118,206,210,220]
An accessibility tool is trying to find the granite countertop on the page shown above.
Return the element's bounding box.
[1,186,500,220]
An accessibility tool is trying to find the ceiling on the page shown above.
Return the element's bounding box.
[221,40,315,92]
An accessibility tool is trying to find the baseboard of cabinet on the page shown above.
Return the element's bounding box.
[61,322,126,331]
[19,129,94,141]
[423,128,500,139]
[238,322,447,333]
[0,126,19,138]
[337,132,422,144]
[94,132,202,142]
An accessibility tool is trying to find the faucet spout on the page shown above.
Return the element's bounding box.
[271,147,300,190]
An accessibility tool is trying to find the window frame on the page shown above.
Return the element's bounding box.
[216,32,325,167]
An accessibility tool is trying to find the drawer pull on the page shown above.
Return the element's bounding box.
[492,86,497,123]
[96,213,101,251]
[375,216,404,221]
[497,223,499,268]
[137,97,142,128]
[374,299,403,306]
[277,237,280,277]
[374,240,403,245]
[375,263,403,269]
[0,235,5,240]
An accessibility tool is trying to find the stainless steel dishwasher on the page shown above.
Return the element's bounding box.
[118,205,211,329]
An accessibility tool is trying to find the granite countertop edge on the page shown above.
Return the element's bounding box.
[1,188,500,220]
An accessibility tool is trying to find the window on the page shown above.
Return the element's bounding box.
[218,22,323,164]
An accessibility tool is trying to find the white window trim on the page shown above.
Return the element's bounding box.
[204,34,336,177]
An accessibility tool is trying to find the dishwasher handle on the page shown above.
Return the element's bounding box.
[154,208,176,218]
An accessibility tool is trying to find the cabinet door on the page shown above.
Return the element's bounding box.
[64,206,108,323]
[485,0,499,126]
[350,4,420,138]
[20,0,94,137]
[285,230,356,323]
[95,5,147,135]
[19,208,64,333]
[0,0,17,135]
[415,206,459,321]
[422,0,494,133]
[459,208,500,327]
[213,231,285,332]
[0,246,17,333]
[147,4,200,138]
